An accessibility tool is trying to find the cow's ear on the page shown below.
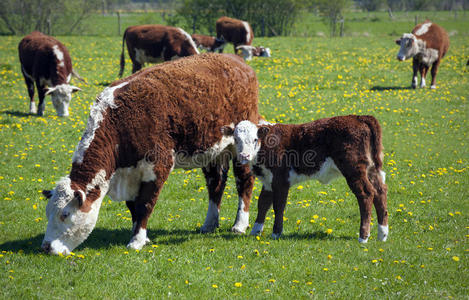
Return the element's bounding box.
[395,39,401,45]
[42,190,53,199]
[45,87,57,96]
[257,126,270,139]
[70,86,81,93]
[73,190,85,207]
[221,126,234,136]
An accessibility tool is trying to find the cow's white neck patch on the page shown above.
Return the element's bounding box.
[178,28,200,54]
[415,22,432,36]
[242,21,251,44]
[53,45,65,67]
[73,82,128,164]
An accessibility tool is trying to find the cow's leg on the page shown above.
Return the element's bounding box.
[127,166,171,250]
[126,201,137,231]
[200,160,229,233]
[21,68,36,114]
[36,82,46,116]
[250,186,274,236]
[419,63,429,88]
[430,59,441,89]
[271,182,290,239]
[132,62,142,74]
[411,57,419,89]
[231,159,255,233]
[369,168,389,241]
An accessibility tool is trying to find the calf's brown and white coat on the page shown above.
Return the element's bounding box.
[216,16,254,53]
[223,116,388,243]
[119,25,199,77]
[18,31,82,116]
[42,53,260,255]
[191,34,225,52]
[236,45,271,61]
[395,21,449,89]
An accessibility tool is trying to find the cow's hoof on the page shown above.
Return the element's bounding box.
[271,232,282,240]
[430,85,436,89]
[37,111,44,117]
[378,225,389,242]
[358,236,369,243]
[411,84,416,89]
[127,234,150,250]
[29,103,37,114]
[200,223,219,233]
[250,222,264,236]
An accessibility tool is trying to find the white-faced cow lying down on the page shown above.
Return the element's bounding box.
[41,53,260,255]
[191,34,225,52]
[216,16,254,53]
[118,25,199,77]
[222,115,389,243]
[395,21,449,89]
[236,45,271,61]
[18,31,83,117]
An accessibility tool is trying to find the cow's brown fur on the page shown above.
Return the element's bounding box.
[216,16,254,53]
[18,31,76,115]
[119,25,199,77]
[71,53,259,243]
[232,115,388,241]
[191,34,225,52]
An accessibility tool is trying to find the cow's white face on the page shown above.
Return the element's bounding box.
[395,33,419,61]
[42,177,101,255]
[223,121,263,164]
[45,84,81,117]
[260,47,271,57]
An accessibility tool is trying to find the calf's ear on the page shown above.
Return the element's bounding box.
[395,39,401,45]
[221,126,234,136]
[257,126,270,139]
[42,190,53,199]
[70,86,81,93]
[73,190,85,208]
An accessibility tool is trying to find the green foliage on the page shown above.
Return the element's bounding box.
[314,0,351,36]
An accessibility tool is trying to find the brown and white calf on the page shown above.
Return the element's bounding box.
[191,34,225,52]
[216,16,254,53]
[41,53,260,255]
[236,45,271,61]
[223,115,388,243]
[18,31,83,117]
[395,21,449,89]
[118,25,199,77]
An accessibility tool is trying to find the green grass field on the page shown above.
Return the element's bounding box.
[0,12,468,298]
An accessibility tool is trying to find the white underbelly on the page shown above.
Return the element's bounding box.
[288,157,342,186]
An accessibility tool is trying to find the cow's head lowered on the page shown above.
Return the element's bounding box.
[395,33,419,61]
[45,84,81,117]
[222,121,270,164]
[41,176,106,255]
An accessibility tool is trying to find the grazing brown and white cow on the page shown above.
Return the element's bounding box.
[118,25,199,77]
[191,34,225,52]
[222,115,388,243]
[18,31,83,117]
[216,16,254,53]
[41,53,260,255]
[395,21,449,89]
[236,45,271,61]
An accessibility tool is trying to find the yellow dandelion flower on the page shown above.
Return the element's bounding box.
[234,282,242,287]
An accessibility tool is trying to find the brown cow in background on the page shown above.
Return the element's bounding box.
[191,34,225,52]
[216,16,254,53]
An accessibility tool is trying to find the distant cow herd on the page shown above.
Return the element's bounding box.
[14,17,452,255]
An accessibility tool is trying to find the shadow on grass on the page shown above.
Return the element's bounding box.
[4,110,35,117]
[0,228,354,254]
[97,81,112,87]
[370,86,412,91]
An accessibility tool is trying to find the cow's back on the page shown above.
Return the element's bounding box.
[110,53,259,155]
[216,17,253,45]
[412,22,449,58]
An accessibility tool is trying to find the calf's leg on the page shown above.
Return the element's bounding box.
[419,63,429,88]
[369,168,389,241]
[36,83,46,116]
[411,58,419,89]
[21,67,36,114]
[271,183,290,239]
[250,187,274,236]
[200,161,229,233]
[232,158,255,233]
[430,59,441,89]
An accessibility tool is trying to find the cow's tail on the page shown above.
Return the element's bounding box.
[71,69,86,84]
[118,29,127,78]
[358,115,383,171]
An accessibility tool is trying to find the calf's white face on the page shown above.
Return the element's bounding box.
[45,84,81,117]
[42,177,101,255]
[395,33,418,61]
[223,121,263,164]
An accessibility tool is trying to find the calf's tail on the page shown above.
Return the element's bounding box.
[118,29,127,78]
[359,115,384,170]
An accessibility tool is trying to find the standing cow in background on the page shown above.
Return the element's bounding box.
[191,34,225,52]
[119,25,199,77]
[18,31,83,117]
[216,16,254,53]
[41,53,260,255]
[395,21,449,89]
